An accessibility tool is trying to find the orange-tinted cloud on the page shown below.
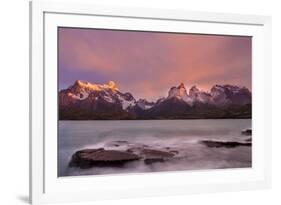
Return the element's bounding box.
[59,28,251,101]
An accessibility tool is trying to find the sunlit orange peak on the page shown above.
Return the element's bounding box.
[75,80,119,91]
[106,81,118,91]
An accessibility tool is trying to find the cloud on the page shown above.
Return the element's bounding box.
[59,28,251,101]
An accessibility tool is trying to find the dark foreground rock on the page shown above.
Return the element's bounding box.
[245,137,252,142]
[200,140,252,148]
[242,129,252,136]
[140,149,175,164]
[69,146,178,168]
[69,148,140,169]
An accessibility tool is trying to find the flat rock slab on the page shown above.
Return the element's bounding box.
[69,148,140,169]
[200,140,252,148]
[69,146,178,168]
[140,149,175,164]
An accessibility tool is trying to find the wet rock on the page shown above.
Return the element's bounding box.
[200,140,251,148]
[105,140,129,147]
[140,149,175,164]
[169,150,179,155]
[126,147,143,154]
[144,158,165,164]
[242,129,252,136]
[69,148,140,169]
[69,141,181,168]
[245,138,252,142]
[126,149,134,153]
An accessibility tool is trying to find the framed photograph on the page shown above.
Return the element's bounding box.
[30,1,271,204]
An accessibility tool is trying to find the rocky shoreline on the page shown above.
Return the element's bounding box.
[69,129,252,169]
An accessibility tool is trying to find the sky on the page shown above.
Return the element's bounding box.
[58,27,252,101]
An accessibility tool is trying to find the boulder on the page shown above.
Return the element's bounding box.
[69,148,140,169]
[200,140,252,148]
[69,142,179,168]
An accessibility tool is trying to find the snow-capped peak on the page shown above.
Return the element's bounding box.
[168,83,187,98]
[107,81,118,91]
[177,83,186,89]
[70,80,138,109]
[74,80,119,92]
[178,83,188,97]
[210,84,249,97]
[60,80,251,115]
[209,84,251,106]
[189,86,200,97]
[188,86,212,104]
[136,99,155,110]
[167,83,193,105]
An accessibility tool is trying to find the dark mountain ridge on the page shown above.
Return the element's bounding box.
[59,80,251,120]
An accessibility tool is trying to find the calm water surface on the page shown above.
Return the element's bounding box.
[58,119,251,177]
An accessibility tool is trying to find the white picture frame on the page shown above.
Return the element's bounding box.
[30,1,272,204]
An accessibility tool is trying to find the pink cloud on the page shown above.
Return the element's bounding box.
[59,28,251,101]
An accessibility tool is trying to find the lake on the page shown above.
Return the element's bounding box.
[58,119,251,177]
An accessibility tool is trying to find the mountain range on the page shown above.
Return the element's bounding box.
[59,80,251,120]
